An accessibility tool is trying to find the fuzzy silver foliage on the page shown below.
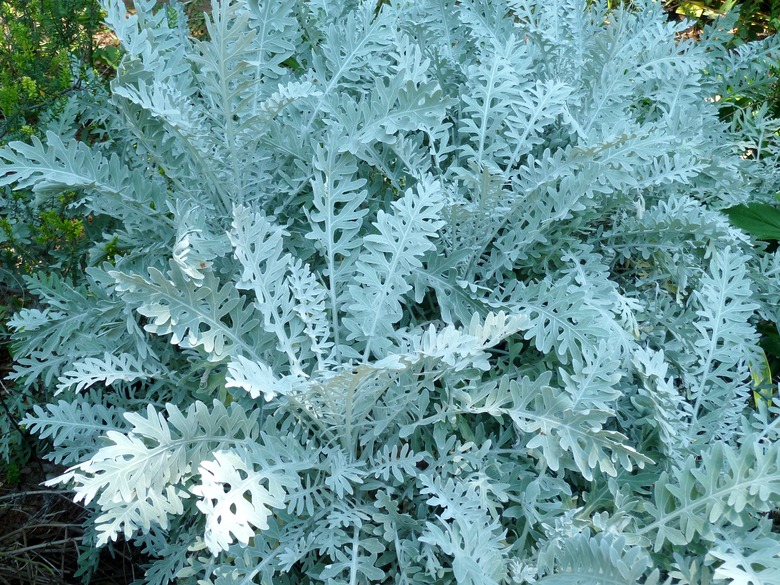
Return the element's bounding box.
[2,0,780,582]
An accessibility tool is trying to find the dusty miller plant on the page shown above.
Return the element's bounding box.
[2,0,780,582]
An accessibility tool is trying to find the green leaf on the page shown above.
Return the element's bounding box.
[723,203,780,241]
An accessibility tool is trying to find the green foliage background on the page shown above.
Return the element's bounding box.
[0,0,104,141]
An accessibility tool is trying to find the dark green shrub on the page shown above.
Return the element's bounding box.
[0,0,105,142]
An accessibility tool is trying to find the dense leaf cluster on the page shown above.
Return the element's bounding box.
[2,0,780,583]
